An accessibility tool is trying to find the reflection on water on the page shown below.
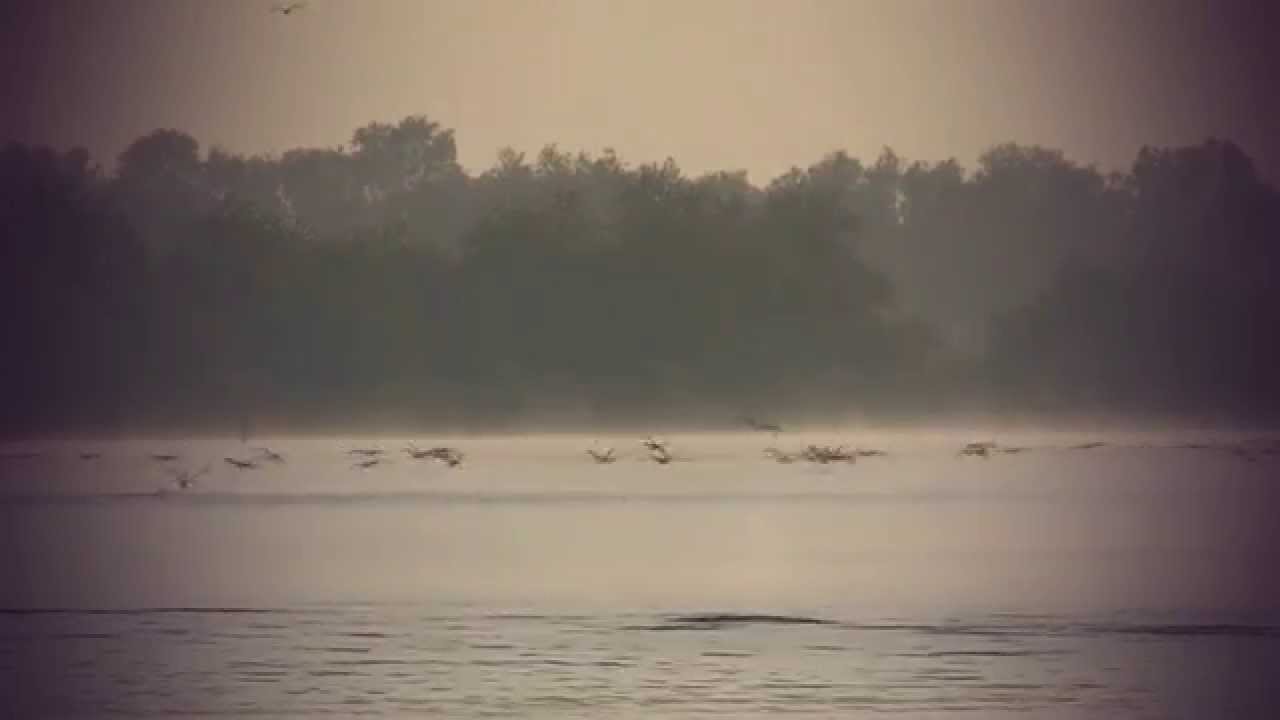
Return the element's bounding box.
[3,432,1280,717]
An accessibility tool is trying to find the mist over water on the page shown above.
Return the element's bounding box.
[4,431,1280,717]
[5,2,1280,715]
[5,122,1280,434]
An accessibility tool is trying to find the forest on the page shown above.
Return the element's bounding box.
[3,115,1278,433]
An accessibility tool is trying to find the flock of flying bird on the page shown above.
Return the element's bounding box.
[0,442,467,493]
[2,417,1277,495]
[156,444,467,493]
[192,444,467,490]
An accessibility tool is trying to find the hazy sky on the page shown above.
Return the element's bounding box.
[4,0,1278,182]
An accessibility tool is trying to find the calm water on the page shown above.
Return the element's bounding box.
[3,431,1280,718]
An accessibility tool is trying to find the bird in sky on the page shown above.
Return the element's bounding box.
[586,447,617,464]
[271,2,306,16]
[641,437,669,453]
[958,441,996,459]
[167,464,210,491]
[253,447,286,463]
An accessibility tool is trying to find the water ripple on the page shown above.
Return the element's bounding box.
[4,606,1278,717]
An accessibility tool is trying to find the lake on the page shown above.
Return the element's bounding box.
[3,431,1279,718]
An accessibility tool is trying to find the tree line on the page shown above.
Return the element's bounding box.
[2,115,1277,433]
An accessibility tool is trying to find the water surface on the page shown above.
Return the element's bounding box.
[3,431,1279,717]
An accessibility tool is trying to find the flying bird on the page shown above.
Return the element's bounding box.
[271,2,306,15]
[801,445,855,464]
[641,438,675,464]
[353,458,383,470]
[641,437,669,453]
[151,453,179,462]
[405,444,459,464]
[649,447,674,465]
[405,446,434,459]
[167,464,210,491]
[426,447,464,467]
[763,447,796,464]
[958,442,996,459]
[225,457,258,470]
[253,447,285,463]
[586,448,617,464]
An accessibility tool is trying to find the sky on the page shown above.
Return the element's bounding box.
[3,0,1278,183]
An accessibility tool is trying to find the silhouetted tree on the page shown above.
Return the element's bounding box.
[1,118,1275,433]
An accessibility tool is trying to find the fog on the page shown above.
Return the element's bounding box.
[7,3,1280,717]
[3,123,1279,435]
[4,1,1280,434]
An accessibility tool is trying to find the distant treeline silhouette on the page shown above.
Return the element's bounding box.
[2,116,1277,432]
